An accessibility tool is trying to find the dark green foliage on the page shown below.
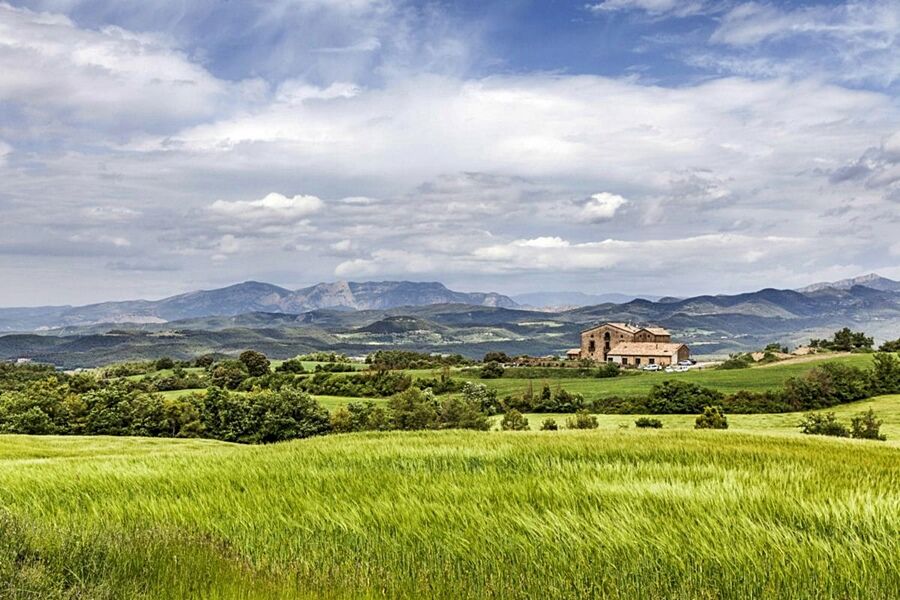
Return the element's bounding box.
[782,362,871,410]
[297,369,412,398]
[330,401,390,433]
[540,418,559,431]
[295,352,351,362]
[722,390,790,413]
[462,382,501,415]
[500,410,530,431]
[416,368,465,395]
[439,396,491,431]
[566,409,599,430]
[239,350,271,377]
[480,362,505,379]
[695,406,728,430]
[764,343,788,354]
[878,338,900,352]
[476,364,621,379]
[798,412,849,437]
[366,350,471,370]
[635,417,663,429]
[647,381,725,414]
[313,363,355,373]
[869,353,900,395]
[194,354,216,368]
[209,360,250,390]
[275,358,307,374]
[810,328,874,352]
[386,388,440,430]
[154,357,175,371]
[717,353,753,370]
[850,410,886,441]
[483,351,510,363]
[0,363,60,392]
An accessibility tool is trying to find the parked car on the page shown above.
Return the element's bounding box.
[641,364,661,371]
[664,366,676,373]
[678,360,694,367]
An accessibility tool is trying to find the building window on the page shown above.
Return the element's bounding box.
[588,340,596,353]
[649,358,655,365]
[622,358,628,365]
[635,358,641,366]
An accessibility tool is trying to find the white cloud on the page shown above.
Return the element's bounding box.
[586,0,711,17]
[208,193,323,225]
[580,192,628,222]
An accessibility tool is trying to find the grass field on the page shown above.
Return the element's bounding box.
[470,354,875,400]
[1,423,898,599]
[512,394,900,439]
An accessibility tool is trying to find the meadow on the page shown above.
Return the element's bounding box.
[1,421,898,599]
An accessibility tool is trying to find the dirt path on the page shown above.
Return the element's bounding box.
[754,352,855,368]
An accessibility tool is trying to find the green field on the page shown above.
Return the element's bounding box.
[468,354,875,400]
[1,419,898,599]
[512,394,900,437]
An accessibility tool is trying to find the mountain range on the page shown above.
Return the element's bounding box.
[1,274,899,367]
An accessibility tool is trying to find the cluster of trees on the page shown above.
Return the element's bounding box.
[365,350,472,370]
[589,354,900,415]
[330,388,489,433]
[799,409,885,441]
[475,363,622,380]
[810,328,874,352]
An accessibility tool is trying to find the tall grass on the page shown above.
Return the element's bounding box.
[1,428,898,599]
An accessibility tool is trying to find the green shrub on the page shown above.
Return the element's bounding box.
[869,353,900,395]
[566,409,599,430]
[717,353,753,370]
[500,410,530,431]
[798,412,849,437]
[695,406,728,430]
[540,418,559,431]
[634,417,663,429]
[275,358,306,374]
[239,350,271,377]
[647,381,724,414]
[480,362,505,379]
[850,410,886,441]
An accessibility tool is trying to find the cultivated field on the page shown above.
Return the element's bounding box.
[1,427,898,599]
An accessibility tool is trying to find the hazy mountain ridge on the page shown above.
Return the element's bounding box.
[2,275,899,367]
[0,281,518,332]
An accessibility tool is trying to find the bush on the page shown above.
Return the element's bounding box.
[275,358,306,374]
[634,417,663,429]
[850,410,886,441]
[480,362,505,379]
[500,410,530,431]
[647,381,724,414]
[209,360,250,390]
[540,418,559,431]
[566,409,598,430]
[483,351,510,364]
[695,406,728,430]
[439,396,491,431]
[386,388,440,430]
[782,362,871,410]
[798,412,849,437]
[879,338,900,352]
[462,382,501,416]
[810,328,873,352]
[718,353,753,370]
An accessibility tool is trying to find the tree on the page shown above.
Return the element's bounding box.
[439,396,491,431]
[870,353,900,395]
[879,338,900,353]
[462,382,501,415]
[239,350,271,377]
[695,406,728,430]
[483,351,510,364]
[566,409,598,430]
[209,360,250,390]
[387,388,440,430]
[647,381,724,414]
[500,410,529,431]
[154,357,175,371]
[194,354,215,368]
[275,358,306,374]
[850,410,886,441]
[814,328,874,352]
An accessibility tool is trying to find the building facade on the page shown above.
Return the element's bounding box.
[575,322,688,366]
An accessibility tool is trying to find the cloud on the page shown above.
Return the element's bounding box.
[208,193,324,227]
[0,3,241,136]
[579,193,628,222]
[585,0,711,17]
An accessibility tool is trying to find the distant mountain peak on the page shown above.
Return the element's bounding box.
[797,273,900,293]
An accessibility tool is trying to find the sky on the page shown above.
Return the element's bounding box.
[1,0,899,306]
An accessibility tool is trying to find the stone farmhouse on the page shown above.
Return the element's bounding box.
[567,322,689,367]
